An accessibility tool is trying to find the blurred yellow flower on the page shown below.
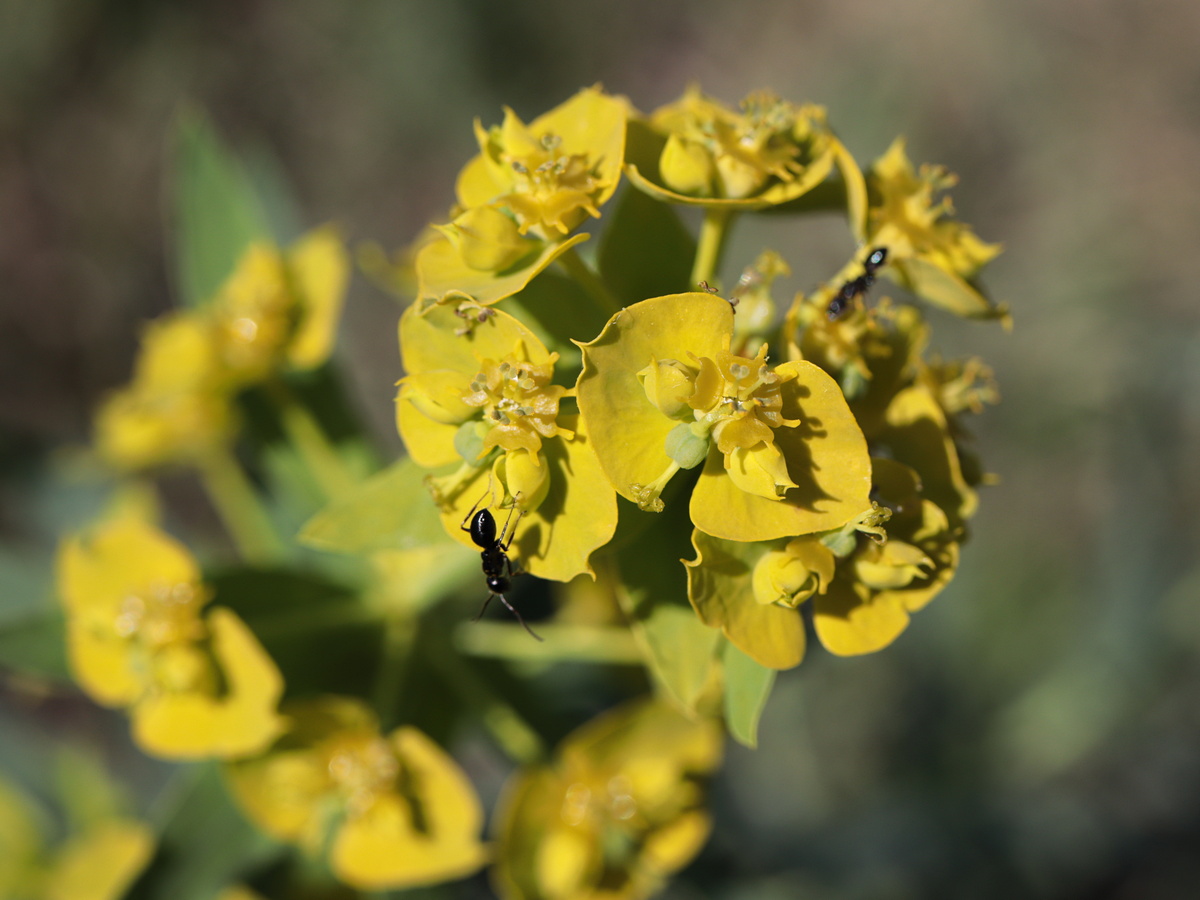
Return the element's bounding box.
[226,696,487,891]
[94,312,235,471]
[493,698,722,900]
[58,518,284,759]
[0,775,154,900]
[211,225,350,386]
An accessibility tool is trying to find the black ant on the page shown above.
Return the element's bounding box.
[461,492,542,641]
[827,247,888,320]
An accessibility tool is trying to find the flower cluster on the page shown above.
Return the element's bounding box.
[396,85,1003,681]
[42,87,1002,899]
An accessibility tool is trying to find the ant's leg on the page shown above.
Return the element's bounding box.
[495,593,543,642]
[460,487,493,533]
[498,498,526,551]
[473,592,496,621]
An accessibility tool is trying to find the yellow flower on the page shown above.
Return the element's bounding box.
[625,86,860,211]
[226,696,486,891]
[94,312,236,471]
[415,86,627,307]
[864,138,1006,320]
[210,226,350,386]
[576,291,872,542]
[685,530,836,670]
[396,302,617,582]
[812,459,960,655]
[58,518,284,759]
[0,775,154,900]
[458,86,627,237]
[492,698,722,900]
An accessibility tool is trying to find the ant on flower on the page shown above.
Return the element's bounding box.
[461,490,542,641]
[827,247,888,320]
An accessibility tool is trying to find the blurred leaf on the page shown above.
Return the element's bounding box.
[298,456,444,554]
[722,639,775,749]
[0,607,69,681]
[134,763,281,900]
[598,182,696,304]
[206,567,382,700]
[171,107,271,307]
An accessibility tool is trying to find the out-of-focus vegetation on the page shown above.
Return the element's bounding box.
[3,2,1199,898]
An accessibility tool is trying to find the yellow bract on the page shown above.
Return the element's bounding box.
[57,518,283,759]
[415,86,626,306]
[492,698,722,900]
[397,303,617,582]
[625,87,857,210]
[865,138,1006,321]
[576,292,873,542]
[226,696,487,891]
[812,460,961,656]
[457,86,627,236]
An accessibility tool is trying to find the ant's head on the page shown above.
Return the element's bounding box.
[486,574,510,593]
[866,247,888,270]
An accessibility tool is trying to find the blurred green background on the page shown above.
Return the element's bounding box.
[2,1,1199,897]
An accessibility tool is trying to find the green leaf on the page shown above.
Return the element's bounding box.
[612,496,720,714]
[298,456,444,554]
[722,639,775,748]
[205,567,382,700]
[597,183,696,304]
[137,762,282,900]
[171,107,271,307]
[0,607,70,682]
[507,270,608,369]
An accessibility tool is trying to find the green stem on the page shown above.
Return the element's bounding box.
[268,380,358,499]
[690,207,735,288]
[196,445,287,565]
[423,639,546,765]
[373,613,417,731]
[455,622,643,665]
[557,245,622,317]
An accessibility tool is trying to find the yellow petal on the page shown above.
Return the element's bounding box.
[58,520,202,620]
[329,728,486,890]
[436,415,617,583]
[690,361,872,542]
[435,205,536,272]
[285,225,350,369]
[132,608,283,759]
[723,441,798,500]
[65,623,143,707]
[685,531,806,670]
[414,230,588,307]
[575,292,733,504]
[883,385,977,525]
[44,819,154,900]
[812,580,910,656]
